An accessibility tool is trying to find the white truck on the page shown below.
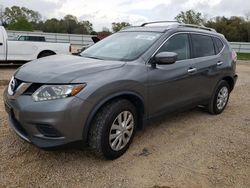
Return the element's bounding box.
[0,26,72,63]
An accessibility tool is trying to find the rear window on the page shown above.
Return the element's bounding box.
[213,37,224,54]
[191,34,215,58]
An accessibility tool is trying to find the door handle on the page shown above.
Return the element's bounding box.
[0,42,3,46]
[188,67,197,73]
[217,61,224,66]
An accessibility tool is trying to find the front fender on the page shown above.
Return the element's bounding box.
[78,80,147,143]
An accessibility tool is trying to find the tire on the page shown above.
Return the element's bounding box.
[88,99,137,160]
[208,80,230,115]
[38,51,55,58]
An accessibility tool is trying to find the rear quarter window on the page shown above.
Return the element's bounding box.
[191,34,215,58]
[213,37,224,54]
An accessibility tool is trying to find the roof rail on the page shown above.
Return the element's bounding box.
[121,25,137,31]
[141,21,180,27]
[178,24,216,32]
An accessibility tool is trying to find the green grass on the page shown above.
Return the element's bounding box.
[237,53,250,61]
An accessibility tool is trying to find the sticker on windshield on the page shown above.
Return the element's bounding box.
[135,35,157,40]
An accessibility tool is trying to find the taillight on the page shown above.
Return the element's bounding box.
[232,50,237,62]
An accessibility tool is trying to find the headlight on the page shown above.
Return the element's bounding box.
[32,84,86,102]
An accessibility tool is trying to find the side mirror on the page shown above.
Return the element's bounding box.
[154,52,178,65]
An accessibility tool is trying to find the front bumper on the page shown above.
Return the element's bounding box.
[3,88,93,148]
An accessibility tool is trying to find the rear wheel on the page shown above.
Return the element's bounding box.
[88,99,137,160]
[208,80,230,114]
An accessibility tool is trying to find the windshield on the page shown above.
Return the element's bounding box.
[81,32,161,61]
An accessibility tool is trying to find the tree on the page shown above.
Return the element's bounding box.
[0,5,6,26]
[4,6,41,24]
[1,5,95,34]
[90,31,98,35]
[175,10,204,25]
[7,18,33,31]
[81,20,93,34]
[62,14,78,34]
[57,15,93,34]
[43,18,61,33]
[245,12,250,21]
[73,20,93,34]
[112,22,131,32]
[206,16,249,42]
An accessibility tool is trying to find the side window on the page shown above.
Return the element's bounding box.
[18,36,25,41]
[39,37,45,42]
[191,34,215,58]
[30,36,39,41]
[27,36,45,42]
[213,37,224,54]
[158,34,190,61]
[29,36,35,41]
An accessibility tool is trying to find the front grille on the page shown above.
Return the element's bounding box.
[23,83,42,95]
[9,77,23,94]
[36,124,62,137]
[14,78,23,91]
[11,78,42,96]
[9,78,33,98]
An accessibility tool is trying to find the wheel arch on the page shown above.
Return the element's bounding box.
[222,76,235,92]
[37,50,56,58]
[83,91,145,143]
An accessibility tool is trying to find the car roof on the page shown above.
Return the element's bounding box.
[121,22,224,38]
[121,26,168,33]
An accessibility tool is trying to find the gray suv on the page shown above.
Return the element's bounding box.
[3,22,238,159]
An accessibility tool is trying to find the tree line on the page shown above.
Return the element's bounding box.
[175,10,250,42]
[1,5,250,42]
[0,6,98,35]
[0,5,130,35]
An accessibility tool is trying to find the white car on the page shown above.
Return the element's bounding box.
[0,26,72,63]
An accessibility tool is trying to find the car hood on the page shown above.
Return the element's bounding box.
[15,55,125,83]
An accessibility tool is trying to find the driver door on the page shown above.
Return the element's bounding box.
[147,33,201,117]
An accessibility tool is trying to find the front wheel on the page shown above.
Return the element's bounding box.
[208,80,230,114]
[88,99,137,160]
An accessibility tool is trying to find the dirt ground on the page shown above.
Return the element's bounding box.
[0,67,16,85]
[0,63,250,188]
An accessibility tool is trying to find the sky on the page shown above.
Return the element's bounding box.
[0,0,250,31]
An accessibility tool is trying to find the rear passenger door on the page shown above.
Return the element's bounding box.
[190,34,224,99]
